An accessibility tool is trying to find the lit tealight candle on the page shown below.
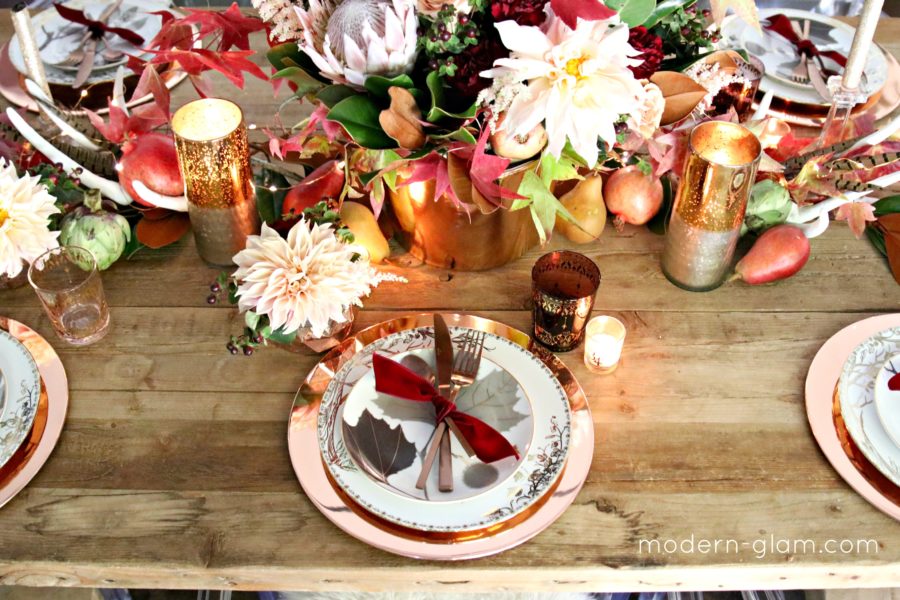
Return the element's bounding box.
[584,316,626,374]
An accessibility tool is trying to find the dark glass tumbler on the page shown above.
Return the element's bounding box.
[531,251,601,352]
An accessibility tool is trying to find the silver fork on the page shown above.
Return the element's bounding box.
[788,19,812,84]
[53,0,123,67]
[416,329,487,491]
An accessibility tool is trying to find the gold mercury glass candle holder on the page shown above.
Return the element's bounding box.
[584,316,626,374]
[172,98,260,266]
[661,121,762,292]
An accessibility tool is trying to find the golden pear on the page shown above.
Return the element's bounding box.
[554,175,607,244]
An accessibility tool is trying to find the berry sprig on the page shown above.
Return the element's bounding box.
[652,2,720,68]
[420,4,480,78]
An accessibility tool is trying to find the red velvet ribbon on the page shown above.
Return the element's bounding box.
[765,14,846,68]
[54,3,145,47]
[372,353,520,463]
[889,373,900,391]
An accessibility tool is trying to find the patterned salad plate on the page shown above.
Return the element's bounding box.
[806,314,900,522]
[288,313,594,560]
[839,326,900,486]
[320,325,571,532]
[874,353,900,448]
[0,317,69,510]
[0,329,41,468]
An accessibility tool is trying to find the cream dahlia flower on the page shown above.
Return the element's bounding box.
[294,0,418,88]
[232,221,384,338]
[481,8,647,167]
[0,159,60,279]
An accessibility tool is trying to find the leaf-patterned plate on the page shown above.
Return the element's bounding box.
[839,326,900,486]
[0,329,40,468]
[318,326,571,532]
[874,353,900,449]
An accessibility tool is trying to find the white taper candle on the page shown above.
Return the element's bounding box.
[842,0,884,90]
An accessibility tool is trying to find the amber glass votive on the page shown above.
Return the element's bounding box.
[584,316,626,374]
[531,251,601,352]
[710,55,764,122]
[172,98,259,266]
[661,121,761,292]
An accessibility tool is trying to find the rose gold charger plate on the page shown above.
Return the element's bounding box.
[0,317,68,510]
[287,313,594,560]
[806,313,900,521]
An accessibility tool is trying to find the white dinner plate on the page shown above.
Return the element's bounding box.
[720,8,888,106]
[0,329,41,468]
[839,326,900,486]
[318,325,572,532]
[874,352,900,449]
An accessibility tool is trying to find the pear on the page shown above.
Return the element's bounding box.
[554,175,607,244]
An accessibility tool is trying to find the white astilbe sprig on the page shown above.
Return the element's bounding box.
[477,77,530,133]
[252,0,304,42]
[684,62,745,112]
[232,220,404,338]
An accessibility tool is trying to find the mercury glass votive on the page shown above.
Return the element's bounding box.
[584,316,626,374]
[532,251,601,352]
[709,55,764,122]
[661,121,761,292]
[172,98,259,266]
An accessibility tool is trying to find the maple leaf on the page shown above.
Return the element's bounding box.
[143,48,267,89]
[132,64,171,119]
[342,408,417,483]
[710,0,761,32]
[647,129,689,177]
[835,201,877,239]
[453,127,524,208]
[145,10,195,53]
[399,152,459,211]
[551,0,617,30]
[179,3,266,52]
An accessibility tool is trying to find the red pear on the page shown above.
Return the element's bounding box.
[733,224,810,285]
[281,159,345,219]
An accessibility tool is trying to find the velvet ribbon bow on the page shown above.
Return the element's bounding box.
[765,14,847,68]
[372,353,520,463]
[54,3,145,47]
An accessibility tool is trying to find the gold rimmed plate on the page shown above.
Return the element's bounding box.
[288,313,594,560]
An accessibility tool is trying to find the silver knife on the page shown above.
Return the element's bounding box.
[807,60,832,102]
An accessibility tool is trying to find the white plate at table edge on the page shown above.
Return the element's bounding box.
[874,353,900,448]
[319,326,571,532]
[839,326,900,486]
[806,313,900,522]
[288,313,595,560]
[0,317,68,510]
[0,329,40,468]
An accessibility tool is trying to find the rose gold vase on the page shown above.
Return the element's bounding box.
[388,162,539,271]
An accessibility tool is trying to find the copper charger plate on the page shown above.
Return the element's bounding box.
[0,317,68,509]
[805,313,900,521]
[756,49,900,127]
[287,313,594,560]
[0,41,188,115]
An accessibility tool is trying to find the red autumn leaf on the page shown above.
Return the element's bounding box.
[179,3,266,52]
[835,201,877,239]
[143,48,267,89]
[401,152,459,210]
[85,99,168,144]
[132,63,171,118]
[453,127,524,207]
[551,0,617,29]
[145,11,195,53]
[135,210,191,249]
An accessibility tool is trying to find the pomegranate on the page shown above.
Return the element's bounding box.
[118,133,184,207]
[603,165,663,227]
[732,224,810,285]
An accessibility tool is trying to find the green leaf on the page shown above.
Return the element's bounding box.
[272,66,324,97]
[431,127,477,145]
[317,84,356,108]
[874,195,900,217]
[518,171,574,244]
[605,0,657,27]
[327,96,396,149]
[643,0,688,28]
[254,170,290,225]
[539,152,582,188]
[264,326,299,345]
[244,310,260,331]
[266,42,303,70]
[425,71,477,122]
[648,174,674,235]
[866,224,887,257]
[364,74,415,98]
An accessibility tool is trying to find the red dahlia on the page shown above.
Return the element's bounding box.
[447,37,508,100]
[628,26,664,80]
[489,0,548,27]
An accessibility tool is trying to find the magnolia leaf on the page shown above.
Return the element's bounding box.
[455,369,529,432]
[316,84,356,108]
[431,127,477,145]
[425,71,477,122]
[604,0,656,27]
[341,408,418,483]
[878,213,900,285]
[650,72,708,125]
[378,87,426,150]
[272,66,324,97]
[874,196,900,217]
[365,74,415,99]
[709,0,761,31]
[328,95,396,149]
[643,0,687,28]
[135,211,191,249]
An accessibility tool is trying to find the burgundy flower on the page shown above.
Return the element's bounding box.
[489,0,549,27]
[447,37,508,100]
[628,26,664,80]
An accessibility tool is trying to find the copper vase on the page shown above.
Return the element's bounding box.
[388,161,539,271]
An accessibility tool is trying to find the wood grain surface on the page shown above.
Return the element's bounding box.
[0,11,899,593]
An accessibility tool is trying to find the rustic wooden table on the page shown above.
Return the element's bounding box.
[0,11,899,594]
